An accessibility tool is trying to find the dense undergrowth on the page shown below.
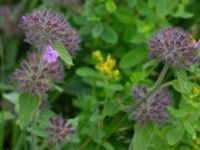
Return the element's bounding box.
[1,0,200,150]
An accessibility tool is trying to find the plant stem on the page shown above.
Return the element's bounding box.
[31,113,39,150]
[14,132,23,150]
[55,144,61,150]
[150,63,169,93]
[23,130,27,150]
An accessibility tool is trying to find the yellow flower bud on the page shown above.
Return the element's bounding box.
[93,50,103,62]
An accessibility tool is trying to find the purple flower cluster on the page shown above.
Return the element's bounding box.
[132,85,148,100]
[149,27,198,68]
[19,9,81,55]
[129,89,171,125]
[46,115,76,145]
[10,52,64,99]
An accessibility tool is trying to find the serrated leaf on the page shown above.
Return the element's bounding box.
[92,23,104,38]
[53,42,73,66]
[19,92,41,129]
[101,25,118,44]
[120,50,147,69]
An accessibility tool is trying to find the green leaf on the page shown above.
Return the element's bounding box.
[53,42,73,66]
[102,100,122,118]
[92,23,104,38]
[183,120,196,137]
[120,50,147,69]
[28,125,48,138]
[67,117,80,143]
[148,0,157,7]
[108,83,123,91]
[101,25,118,44]
[38,109,55,127]
[102,142,115,150]
[167,106,188,118]
[76,67,101,78]
[180,146,191,150]
[114,8,134,24]
[0,111,15,124]
[105,0,117,13]
[156,0,178,18]
[175,70,193,94]
[3,92,19,104]
[19,92,41,129]
[132,124,154,150]
[174,4,185,17]
[166,125,184,145]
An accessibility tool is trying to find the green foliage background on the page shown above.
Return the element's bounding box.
[1,0,200,150]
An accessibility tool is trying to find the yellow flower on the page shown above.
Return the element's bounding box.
[93,50,103,62]
[192,86,200,95]
[113,69,120,77]
[104,55,115,69]
[93,51,120,78]
[192,38,196,45]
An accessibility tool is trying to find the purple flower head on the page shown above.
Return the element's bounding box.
[194,39,200,48]
[19,9,81,55]
[10,52,64,99]
[129,89,171,126]
[132,85,148,100]
[43,45,59,63]
[149,27,198,68]
[46,115,76,145]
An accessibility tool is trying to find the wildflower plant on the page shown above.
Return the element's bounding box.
[8,8,80,150]
[2,0,200,150]
[128,27,200,150]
